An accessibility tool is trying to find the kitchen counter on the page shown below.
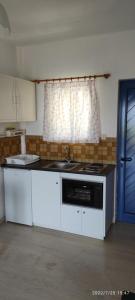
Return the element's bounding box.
[2,159,115,176]
[3,159,115,239]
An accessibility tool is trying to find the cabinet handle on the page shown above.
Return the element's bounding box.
[83,211,85,214]
[77,210,80,213]
[56,182,58,184]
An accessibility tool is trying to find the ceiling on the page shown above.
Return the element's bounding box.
[1,0,135,45]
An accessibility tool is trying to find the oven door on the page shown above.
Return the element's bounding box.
[62,179,103,209]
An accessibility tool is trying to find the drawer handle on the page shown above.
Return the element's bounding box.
[77,210,80,213]
[56,182,58,184]
[83,211,85,214]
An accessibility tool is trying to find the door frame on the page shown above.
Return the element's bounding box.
[117,79,135,223]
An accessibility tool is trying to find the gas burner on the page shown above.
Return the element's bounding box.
[78,163,107,174]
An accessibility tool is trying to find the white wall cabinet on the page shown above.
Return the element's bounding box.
[32,171,61,230]
[15,78,36,121]
[0,74,36,122]
[0,75,16,121]
[4,169,32,225]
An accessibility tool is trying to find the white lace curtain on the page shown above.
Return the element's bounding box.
[43,79,101,143]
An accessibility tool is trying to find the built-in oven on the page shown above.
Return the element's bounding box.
[62,179,103,209]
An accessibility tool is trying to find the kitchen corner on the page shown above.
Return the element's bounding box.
[0,1,135,298]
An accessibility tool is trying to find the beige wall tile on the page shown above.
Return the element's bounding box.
[25,135,116,164]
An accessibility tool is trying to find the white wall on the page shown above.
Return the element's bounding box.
[0,40,17,76]
[17,30,135,137]
[0,40,17,219]
[0,168,4,220]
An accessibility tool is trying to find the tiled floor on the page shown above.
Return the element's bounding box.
[0,222,134,300]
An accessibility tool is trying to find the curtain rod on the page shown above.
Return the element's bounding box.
[32,73,111,84]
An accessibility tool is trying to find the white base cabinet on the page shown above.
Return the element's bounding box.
[32,171,61,230]
[61,205,104,239]
[4,168,114,240]
[4,169,32,225]
[82,208,104,239]
[61,205,82,235]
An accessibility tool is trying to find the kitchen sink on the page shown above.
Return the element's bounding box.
[45,161,79,170]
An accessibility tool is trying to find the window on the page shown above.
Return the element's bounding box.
[43,79,101,143]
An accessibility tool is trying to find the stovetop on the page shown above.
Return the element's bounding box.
[78,163,107,174]
[2,159,115,177]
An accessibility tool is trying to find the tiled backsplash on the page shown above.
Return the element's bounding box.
[0,136,21,164]
[26,135,116,164]
[0,135,116,164]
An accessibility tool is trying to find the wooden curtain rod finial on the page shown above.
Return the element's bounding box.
[104,73,111,79]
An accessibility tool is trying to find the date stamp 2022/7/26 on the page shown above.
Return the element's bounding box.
[89,290,135,297]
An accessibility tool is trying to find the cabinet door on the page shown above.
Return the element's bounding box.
[32,171,60,229]
[4,169,32,225]
[15,78,36,121]
[82,208,104,239]
[0,74,16,121]
[61,205,82,234]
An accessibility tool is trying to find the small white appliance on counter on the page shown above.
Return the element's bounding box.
[6,154,40,165]
[6,129,26,137]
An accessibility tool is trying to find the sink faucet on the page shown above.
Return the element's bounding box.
[64,145,72,163]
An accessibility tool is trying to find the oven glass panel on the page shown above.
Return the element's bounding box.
[62,179,103,209]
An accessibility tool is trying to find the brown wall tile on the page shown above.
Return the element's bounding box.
[0,136,21,164]
[26,135,116,164]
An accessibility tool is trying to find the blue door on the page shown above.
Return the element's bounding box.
[117,80,135,223]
